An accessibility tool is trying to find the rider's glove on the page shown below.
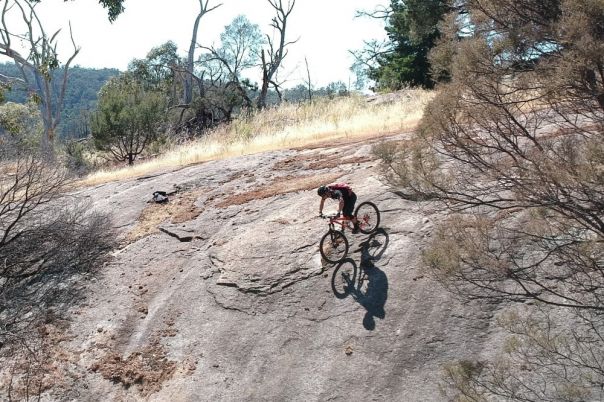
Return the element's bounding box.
[336,212,341,218]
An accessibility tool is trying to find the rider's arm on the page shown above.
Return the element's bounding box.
[330,190,344,215]
[319,196,326,215]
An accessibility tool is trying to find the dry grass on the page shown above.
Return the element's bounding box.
[79,89,433,186]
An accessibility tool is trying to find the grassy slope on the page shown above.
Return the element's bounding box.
[80,90,433,186]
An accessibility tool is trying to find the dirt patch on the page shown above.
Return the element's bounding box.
[91,340,176,397]
[0,322,80,400]
[273,153,374,172]
[216,172,343,208]
[125,188,206,243]
[290,129,411,151]
[272,153,320,170]
[307,155,374,170]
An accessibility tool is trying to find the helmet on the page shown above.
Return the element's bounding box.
[317,185,328,197]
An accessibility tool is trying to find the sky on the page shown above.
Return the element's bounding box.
[3,0,389,89]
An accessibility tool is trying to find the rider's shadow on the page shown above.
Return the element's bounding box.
[331,229,389,330]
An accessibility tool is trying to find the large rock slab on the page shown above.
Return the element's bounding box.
[6,136,505,401]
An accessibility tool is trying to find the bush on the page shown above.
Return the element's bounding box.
[376,0,604,399]
[0,145,116,399]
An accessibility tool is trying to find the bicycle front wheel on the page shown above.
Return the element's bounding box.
[319,230,349,264]
[354,201,380,234]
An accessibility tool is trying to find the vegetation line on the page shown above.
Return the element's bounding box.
[79,90,433,186]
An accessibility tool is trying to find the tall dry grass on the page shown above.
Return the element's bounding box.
[80,89,433,186]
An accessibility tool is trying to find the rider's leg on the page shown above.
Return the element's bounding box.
[343,193,359,232]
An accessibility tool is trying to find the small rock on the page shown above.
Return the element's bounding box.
[345,345,353,356]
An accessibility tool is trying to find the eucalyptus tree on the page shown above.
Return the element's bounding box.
[91,75,167,165]
[29,0,126,21]
[199,14,265,111]
[183,0,222,106]
[128,41,182,101]
[0,0,80,152]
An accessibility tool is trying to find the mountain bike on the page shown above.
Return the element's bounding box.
[319,201,380,264]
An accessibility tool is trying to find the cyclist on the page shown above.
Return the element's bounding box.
[318,183,360,233]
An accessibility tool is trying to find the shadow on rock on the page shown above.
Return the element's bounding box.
[356,228,389,262]
[331,229,389,330]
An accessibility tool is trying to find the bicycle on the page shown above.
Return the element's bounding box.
[319,201,380,264]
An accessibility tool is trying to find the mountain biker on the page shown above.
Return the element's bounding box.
[318,183,360,233]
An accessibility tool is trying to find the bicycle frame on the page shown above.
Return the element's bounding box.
[327,215,354,232]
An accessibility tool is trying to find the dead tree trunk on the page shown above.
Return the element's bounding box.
[304,56,312,102]
[183,0,222,106]
[257,0,297,109]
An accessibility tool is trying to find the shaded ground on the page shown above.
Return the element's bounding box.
[1,134,504,401]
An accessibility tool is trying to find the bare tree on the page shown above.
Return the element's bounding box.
[0,141,115,400]
[304,56,312,102]
[183,0,222,106]
[257,0,297,109]
[0,0,80,152]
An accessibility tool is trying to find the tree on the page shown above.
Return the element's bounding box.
[128,41,181,100]
[31,0,126,21]
[0,101,44,149]
[0,0,80,152]
[304,57,312,102]
[95,0,125,21]
[198,15,265,111]
[353,0,450,90]
[183,0,222,107]
[257,0,297,109]
[91,75,167,165]
[375,0,604,399]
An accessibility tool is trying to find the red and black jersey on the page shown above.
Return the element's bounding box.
[327,183,357,217]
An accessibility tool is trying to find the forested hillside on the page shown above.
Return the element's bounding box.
[0,62,119,139]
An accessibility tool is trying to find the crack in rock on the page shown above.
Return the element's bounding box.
[159,226,203,242]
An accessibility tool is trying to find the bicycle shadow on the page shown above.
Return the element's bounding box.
[331,228,389,330]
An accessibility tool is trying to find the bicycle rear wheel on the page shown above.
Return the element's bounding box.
[354,201,380,234]
[319,230,349,264]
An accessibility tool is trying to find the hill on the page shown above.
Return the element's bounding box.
[0,63,119,138]
[0,128,505,400]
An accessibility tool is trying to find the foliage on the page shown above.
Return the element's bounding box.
[355,0,450,91]
[91,75,167,165]
[30,0,125,21]
[217,15,265,77]
[128,41,181,96]
[0,63,119,140]
[0,101,44,150]
[375,0,604,399]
